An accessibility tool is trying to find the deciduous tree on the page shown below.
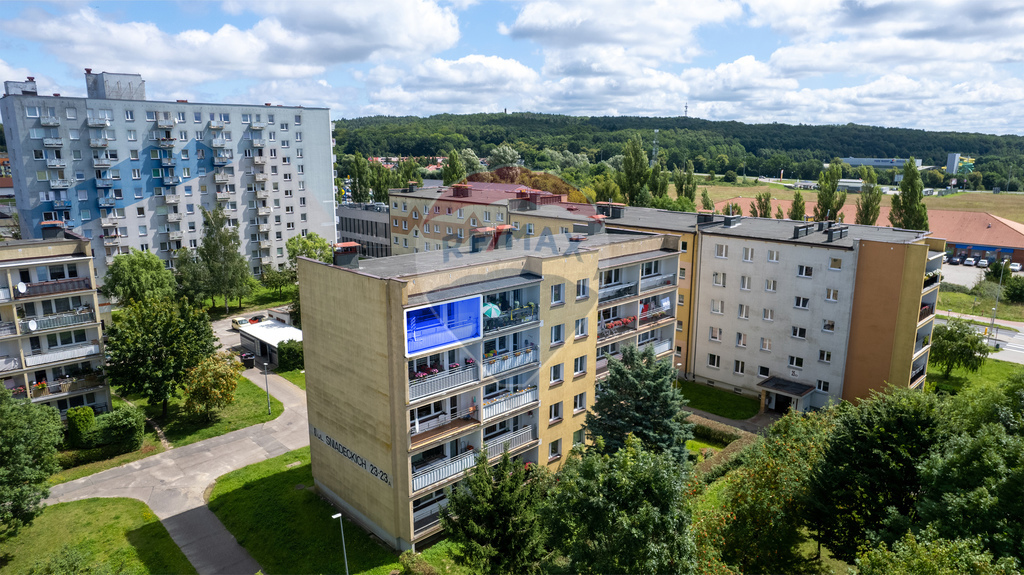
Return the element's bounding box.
[0,388,62,537]
[616,135,651,207]
[260,266,294,296]
[788,191,806,220]
[813,159,846,221]
[285,232,333,268]
[857,529,1020,575]
[748,191,772,218]
[674,160,698,203]
[350,152,372,203]
[174,247,211,305]
[592,175,623,203]
[100,249,176,304]
[700,189,714,211]
[487,143,521,169]
[889,158,929,231]
[775,205,785,219]
[931,317,990,378]
[442,148,466,185]
[368,160,395,204]
[460,148,484,174]
[855,166,883,225]
[198,206,250,314]
[181,351,244,422]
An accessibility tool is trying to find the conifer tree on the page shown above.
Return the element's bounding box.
[855,166,883,225]
[788,191,806,221]
[889,158,929,231]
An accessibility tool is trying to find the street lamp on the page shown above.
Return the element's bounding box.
[332,512,350,575]
[263,362,271,416]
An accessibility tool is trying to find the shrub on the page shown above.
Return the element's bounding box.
[399,551,439,575]
[723,170,737,183]
[1004,275,1024,303]
[971,280,1003,300]
[95,406,145,452]
[65,406,96,449]
[940,281,971,294]
[689,415,743,445]
[277,339,304,371]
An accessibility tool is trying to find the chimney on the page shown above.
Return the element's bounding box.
[471,229,492,253]
[52,94,60,97]
[697,212,715,224]
[452,183,471,198]
[27,76,35,81]
[84,68,92,74]
[408,181,417,194]
[333,242,360,268]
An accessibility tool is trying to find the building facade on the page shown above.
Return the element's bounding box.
[299,228,680,550]
[0,234,111,417]
[337,202,391,258]
[1,71,335,277]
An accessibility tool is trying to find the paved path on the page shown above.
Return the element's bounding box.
[686,406,779,434]
[46,366,310,575]
[936,310,1024,365]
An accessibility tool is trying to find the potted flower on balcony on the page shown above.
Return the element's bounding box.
[415,371,428,379]
[429,368,439,375]
[465,358,475,365]
[12,386,26,398]
[449,362,460,369]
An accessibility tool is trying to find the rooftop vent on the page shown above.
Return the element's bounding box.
[697,213,715,224]
[723,214,742,227]
[826,226,849,242]
[569,234,588,242]
[452,183,472,198]
[793,223,815,239]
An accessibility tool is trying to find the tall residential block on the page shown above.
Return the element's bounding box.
[0,233,111,417]
[1,71,335,278]
[299,227,680,550]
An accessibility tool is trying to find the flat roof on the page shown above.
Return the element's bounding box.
[597,207,701,234]
[239,320,303,348]
[598,248,678,270]
[757,376,815,397]
[700,216,925,248]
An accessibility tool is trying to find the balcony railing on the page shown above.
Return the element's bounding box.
[20,310,96,333]
[251,139,266,148]
[598,281,638,304]
[96,178,113,188]
[216,191,231,201]
[168,231,184,241]
[161,157,176,167]
[253,156,267,165]
[258,224,270,232]
[103,235,123,247]
[920,304,935,322]
[43,137,63,147]
[93,157,111,168]
[46,158,66,168]
[51,199,72,209]
[923,274,940,291]
[163,175,182,185]
[596,353,622,377]
[14,277,92,299]
[0,356,23,372]
[97,196,115,208]
[409,364,479,402]
[0,287,11,302]
[410,405,479,437]
[484,426,535,455]
[481,346,539,378]
[0,322,17,337]
[29,375,104,399]
[49,179,72,189]
[259,240,272,249]
[254,173,269,182]
[156,118,175,128]
[598,317,636,341]
[642,339,673,355]
[412,449,476,492]
[256,189,270,199]
[101,217,119,227]
[257,207,272,216]
[211,138,228,148]
[25,343,101,368]
[483,306,538,333]
[214,156,231,166]
[40,115,60,127]
[89,138,108,148]
[166,212,183,222]
[87,117,111,128]
[640,273,676,293]
[638,306,672,327]
[482,387,538,420]
[910,364,927,385]
[260,256,272,265]
[214,173,230,183]
[250,122,267,130]
[158,138,176,149]
[164,194,181,204]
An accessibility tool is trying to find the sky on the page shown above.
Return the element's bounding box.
[3,1,1024,135]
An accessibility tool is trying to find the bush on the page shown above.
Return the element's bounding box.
[399,551,439,575]
[940,281,971,294]
[65,406,96,449]
[277,339,304,371]
[971,280,1003,300]
[723,170,737,183]
[96,406,145,452]
[1004,275,1024,303]
[689,416,743,446]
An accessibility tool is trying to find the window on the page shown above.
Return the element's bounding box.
[138,225,147,236]
[736,332,747,347]
[819,350,832,363]
[679,267,686,280]
[676,321,683,331]
[798,265,813,278]
[763,308,775,321]
[130,150,139,160]
[456,208,464,219]
[573,429,585,445]
[551,324,564,345]
[709,327,722,341]
[826,288,839,302]
[136,206,145,216]
[715,244,728,258]
[740,275,751,290]
[127,129,137,141]
[573,355,587,376]
[294,114,302,125]
[765,279,777,292]
[789,356,804,369]
[734,360,745,374]
[708,353,721,368]
[768,249,779,262]
[760,337,772,351]
[600,268,620,287]
[711,299,723,314]
[823,319,836,332]
[712,272,726,287]
[680,240,688,252]
[792,326,807,339]
[641,260,661,277]
[829,258,842,270]
[759,365,770,377]
[526,223,535,235]
[551,283,564,305]
[574,318,588,338]
[573,392,586,413]
[576,279,589,299]
[549,402,563,422]
[794,296,810,309]
[66,108,77,120]
[549,439,562,461]
[25,106,40,118]
[457,228,464,239]
[550,363,564,385]
[742,247,753,261]
[738,304,749,319]
[817,380,830,392]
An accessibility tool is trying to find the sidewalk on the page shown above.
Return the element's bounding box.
[46,370,309,575]
[936,309,1024,331]
[686,406,778,434]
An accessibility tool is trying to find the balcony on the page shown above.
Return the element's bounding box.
[258,224,270,232]
[412,449,476,493]
[914,334,931,357]
[481,346,539,379]
[92,157,111,168]
[640,273,676,293]
[98,196,116,208]
[482,386,538,421]
[43,137,63,147]
[100,217,119,227]
[209,120,226,130]
[158,138,176,149]
[163,175,182,185]
[259,240,272,249]
[596,353,621,378]
[20,310,96,333]
[49,179,72,190]
[254,173,269,182]
[161,157,176,167]
[163,193,181,204]
[638,306,672,327]
[0,356,23,372]
[103,235,122,247]
[156,118,175,128]
[484,425,535,456]
[923,273,941,292]
[0,322,17,338]
[251,139,266,148]
[168,231,184,241]
[104,255,115,266]
[410,406,479,447]
[260,256,272,265]
[0,287,11,302]
[46,158,66,168]
[214,173,230,183]
[642,339,673,356]
[257,207,272,216]
[29,375,105,400]
[253,156,267,165]
[89,138,108,148]
[13,277,92,299]
[40,115,60,127]
[25,343,102,368]
[250,122,267,130]
[51,199,72,209]
[87,117,110,128]
[910,364,927,388]
[409,364,479,402]
[598,316,636,341]
[919,304,935,322]
[213,156,231,166]
[255,189,270,199]
[166,212,183,222]
[598,281,639,305]
[483,305,538,334]
[216,191,231,201]
[211,138,228,148]
[96,178,114,188]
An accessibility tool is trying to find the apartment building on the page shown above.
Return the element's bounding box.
[0,233,110,417]
[0,70,335,278]
[336,202,391,258]
[299,226,680,550]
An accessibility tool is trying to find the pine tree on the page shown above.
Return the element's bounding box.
[889,158,929,231]
[788,191,806,221]
[775,205,785,219]
[855,166,883,225]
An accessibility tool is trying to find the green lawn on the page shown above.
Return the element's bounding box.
[208,447,464,575]
[677,380,761,420]
[277,368,306,390]
[938,292,1024,323]
[940,314,1020,334]
[202,285,295,322]
[127,376,283,447]
[927,357,1022,394]
[0,498,195,575]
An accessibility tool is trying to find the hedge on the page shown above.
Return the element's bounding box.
[65,406,96,449]
[686,414,758,482]
[57,405,145,469]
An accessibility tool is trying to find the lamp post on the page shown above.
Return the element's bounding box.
[263,362,271,416]
[332,512,350,575]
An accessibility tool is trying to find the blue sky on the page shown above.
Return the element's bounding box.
[3,1,1024,134]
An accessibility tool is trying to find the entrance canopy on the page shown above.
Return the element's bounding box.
[756,376,814,398]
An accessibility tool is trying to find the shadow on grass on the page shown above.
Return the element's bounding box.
[124,519,197,575]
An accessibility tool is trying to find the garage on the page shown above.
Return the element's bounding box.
[238,320,303,367]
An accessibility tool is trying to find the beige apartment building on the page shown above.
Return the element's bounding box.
[299,226,681,550]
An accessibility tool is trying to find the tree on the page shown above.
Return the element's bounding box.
[648,163,669,197]
[775,205,785,219]
[722,170,737,183]
[181,351,244,422]
[105,297,217,417]
[198,206,250,314]
[488,144,521,169]
[546,435,696,575]
[855,166,883,225]
[592,175,623,203]
[931,317,990,378]
[985,259,1012,283]
[889,158,930,231]
[1004,275,1024,303]
[674,160,698,202]
[616,136,650,207]
[584,345,692,464]
[100,249,176,304]
[0,388,62,537]
[174,247,211,305]
[260,266,294,296]
[813,160,846,221]
[350,152,372,203]
[700,188,714,211]
[285,232,333,268]
[748,191,772,218]
[398,158,424,184]
[9,212,20,240]
[723,202,742,216]
[788,191,806,220]
[460,148,484,174]
[368,161,394,204]
[857,529,1020,575]
[439,449,547,575]
[442,148,466,185]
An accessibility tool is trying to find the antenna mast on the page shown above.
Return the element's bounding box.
[650,129,659,168]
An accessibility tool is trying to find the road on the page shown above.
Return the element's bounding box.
[935,312,1024,365]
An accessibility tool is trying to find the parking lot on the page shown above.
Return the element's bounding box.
[941,262,986,287]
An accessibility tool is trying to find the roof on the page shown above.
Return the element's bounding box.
[596,206,702,234]
[598,248,677,270]
[757,376,815,397]
[700,216,924,248]
[239,320,303,348]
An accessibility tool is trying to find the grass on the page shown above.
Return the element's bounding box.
[937,292,1024,322]
[201,285,296,322]
[126,376,283,447]
[208,447,465,575]
[277,368,306,390]
[677,380,761,420]
[937,313,1019,333]
[0,498,195,575]
[927,357,1023,394]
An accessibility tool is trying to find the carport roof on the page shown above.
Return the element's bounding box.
[239,320,303,349]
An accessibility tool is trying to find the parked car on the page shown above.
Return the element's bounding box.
[1011,263,1022,273]
[964,257,977,266]
[248,314,267,324]
[978,259,990,268]
[231,317,248,330]
[942,254,948,263]
[948,256,961,265]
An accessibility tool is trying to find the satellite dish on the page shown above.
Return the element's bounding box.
[27,320,37,332]
[16,282,26,294]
